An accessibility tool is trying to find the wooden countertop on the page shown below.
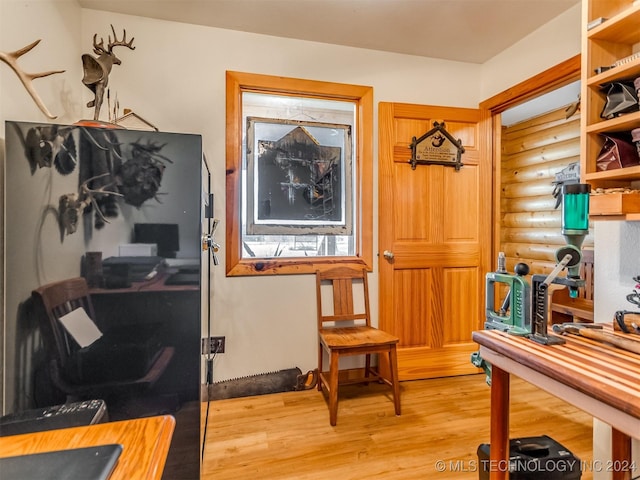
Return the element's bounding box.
[473,328,640,431]
[0,415,175,480]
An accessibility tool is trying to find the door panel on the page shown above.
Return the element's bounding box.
[444,166,479,241]
[394,166,435,241]
[379,102,490,380]
[443,267,479,344]
[393,268,431,347]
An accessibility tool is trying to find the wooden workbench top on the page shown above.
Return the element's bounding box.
[0,414,175,480]
[472,329,640,421]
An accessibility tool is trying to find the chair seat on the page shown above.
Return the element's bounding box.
[320,326,399,350]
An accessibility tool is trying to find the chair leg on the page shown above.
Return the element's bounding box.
[389,346,401,416]
[329,351,340,426]
[364,353,371,385]
[317,342,323,392]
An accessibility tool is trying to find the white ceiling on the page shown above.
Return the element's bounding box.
[77,0,580,64]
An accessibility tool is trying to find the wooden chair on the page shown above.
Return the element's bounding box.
[550,248,594,324]
[315,267,401,426]
[32,277,174,401]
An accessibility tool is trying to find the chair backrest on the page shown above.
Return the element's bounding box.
[32,277,95,368]
[579,248,594,301]
[549,248,595,324]
[315,267,371,329]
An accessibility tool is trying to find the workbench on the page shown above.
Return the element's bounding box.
[473,328,640,480]
[0,414,175,479]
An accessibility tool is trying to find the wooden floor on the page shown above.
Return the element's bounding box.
[202,374,593,479]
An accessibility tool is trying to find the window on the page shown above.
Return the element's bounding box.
[225,71,373,276]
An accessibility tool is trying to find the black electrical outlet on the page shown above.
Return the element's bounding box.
[202,336,225,354]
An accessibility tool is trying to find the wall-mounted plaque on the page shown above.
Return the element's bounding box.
[409,121,465,171]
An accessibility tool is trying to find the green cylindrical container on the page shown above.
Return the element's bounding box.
[562,183,591,232]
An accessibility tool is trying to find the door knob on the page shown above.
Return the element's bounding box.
[383,250,394,260]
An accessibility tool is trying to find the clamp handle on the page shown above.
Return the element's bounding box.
[202,219,221,266]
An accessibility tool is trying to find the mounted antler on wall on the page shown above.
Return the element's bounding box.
[82,25,135,121]
[0,39,65,119]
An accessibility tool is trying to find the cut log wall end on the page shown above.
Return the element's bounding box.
[499,106,592,274]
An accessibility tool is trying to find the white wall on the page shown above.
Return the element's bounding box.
[480,3,581,100]
[593,221,640,479]
[595,222,640,322]
[2,0,584,408]
[1,1,84,123]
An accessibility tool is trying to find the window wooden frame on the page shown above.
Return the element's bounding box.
[225,71,373,276]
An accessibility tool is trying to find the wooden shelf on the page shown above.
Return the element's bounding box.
[586,57,640,87]
[585,165,640,182]
[582,0,640,220]
[590,192,640,215]
[590,213,640,221]
[585,111,640,134]
[587,4,640,44]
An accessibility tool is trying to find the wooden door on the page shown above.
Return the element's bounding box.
[378,103,492,380]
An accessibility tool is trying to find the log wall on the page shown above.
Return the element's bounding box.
[500,106,593,276]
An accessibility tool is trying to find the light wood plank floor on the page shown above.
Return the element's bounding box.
[202,374,593,479]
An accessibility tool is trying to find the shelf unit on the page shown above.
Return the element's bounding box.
[581,0,640,219]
